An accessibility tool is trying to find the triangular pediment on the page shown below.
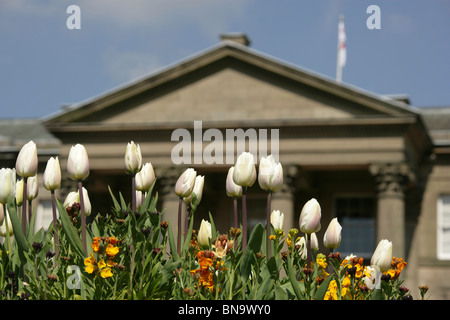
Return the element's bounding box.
[44,39,418,130]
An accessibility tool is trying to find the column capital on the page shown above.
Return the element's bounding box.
[277,164,299,195]
[156,166,184,198]
[369,162,415,196]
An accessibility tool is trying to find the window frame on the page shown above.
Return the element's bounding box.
[332,193,376,259]
[437,195,450,260]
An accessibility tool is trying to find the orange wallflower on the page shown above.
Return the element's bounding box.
[385,257,407,280]
[91,237,101,253]
[84,236,120,279]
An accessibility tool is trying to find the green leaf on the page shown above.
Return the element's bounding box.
[285,252,305,300]
[108,186,121,212]
[371,288,384,300]
[314,273,334,300]
[119,192,127,211]
[239,223,264,282]
[167,221,179,261]
[183,210,195,253]
[26,205,37,241]
[7,199,29,258]
[208,211,217,238]
[138,179,157,214]
[57,199,86,259]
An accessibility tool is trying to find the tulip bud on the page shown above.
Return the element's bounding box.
[175,168,197,198]
[198,219,212,249]
[258,155,283,192]
[15,179,24,206]
[124,141,143,175]
[0,168,16,205]
[226,166,242,198]
[63,187,92,216]
[135,162,155,192]
[323,218,342,250]
[27,175,39,201]
[64,191,79,208]
[295,237,307,260]
[296,233,318,259]
[310,232,319,252]
[371,239,392,272]
[299,198,321,234]
[15,141,38,178]
[80,187,92,216]
[67,144,90,181]
[0,204,4,225]
[233,152,256,187]
[0,210,13,237]
[136,190,144,210]
[270,209,284,230]
[184,175,204,204]
[43,157,61,191]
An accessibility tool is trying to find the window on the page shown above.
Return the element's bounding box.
[35,200,53,232]
[334,196,376,259]
[437,195,450,260]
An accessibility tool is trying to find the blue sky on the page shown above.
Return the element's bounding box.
[1,0,449,119]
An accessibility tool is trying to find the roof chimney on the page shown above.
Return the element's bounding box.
[220,33,251,46]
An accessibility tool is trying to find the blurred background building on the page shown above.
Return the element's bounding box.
[1,34,450,299]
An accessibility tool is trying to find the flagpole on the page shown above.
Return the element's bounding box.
[336,14,345,83]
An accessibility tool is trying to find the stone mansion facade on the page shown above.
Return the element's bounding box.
[1,34,450,299]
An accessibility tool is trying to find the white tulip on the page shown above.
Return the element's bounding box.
[258,155,283,192]
[270,210,284,230]
[15,141,38,178]
[198,219,212,249]
[135,162,155,191]
[371,239,392,273]
[67,144,90,181]
[43,157,61,191]
[124,141,143,175]
[323,218,342,250]
[184,175,204,204]
[0,168,16,205]
[233,152,256,187]
[175,168,197,198]
[299,198,321,234]
[226,166,242,198]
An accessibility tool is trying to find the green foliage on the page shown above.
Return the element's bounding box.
[0,179,413,300]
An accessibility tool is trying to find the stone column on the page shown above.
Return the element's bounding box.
[369,162,415,258]
[271,165,298,233]
[158,166,184,228]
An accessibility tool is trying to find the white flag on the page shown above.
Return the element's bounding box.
[338,17,346,68]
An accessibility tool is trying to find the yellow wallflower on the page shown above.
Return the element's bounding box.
[84,255,96,274]
[84,236,121,279]
[100,267,113,278]
[91,237,100,253]
[324,280,338,300]
[105,244,119,258]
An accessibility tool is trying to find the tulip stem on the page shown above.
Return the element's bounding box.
[184,203,191,236]
[51,190,60,262]
[3,204,11,259]
[266,192,272,259]
[22,177,28,234]
[177,197,183,256]
[78,181,87,255]
[242,187,247,251]
[233,197,238,229]
[306,233,311,267]
[28,199,32,223]
[131,174,136,212]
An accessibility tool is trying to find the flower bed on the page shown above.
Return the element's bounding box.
[0,141,429,300]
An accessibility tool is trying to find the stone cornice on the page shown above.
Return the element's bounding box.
[369,162,416,196]
[46,116,417,133]
[43,41,418,126]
